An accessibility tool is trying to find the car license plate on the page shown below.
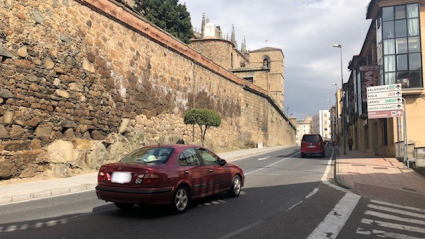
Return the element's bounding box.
[111,172,132,184]
[308,145,316,148]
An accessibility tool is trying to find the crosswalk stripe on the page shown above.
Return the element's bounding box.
[368,204,425,219]
[362,218,425,233]
[307,193,360,239]
[357,228,423,239]
[365,210,425,226]
[371,200,425,213]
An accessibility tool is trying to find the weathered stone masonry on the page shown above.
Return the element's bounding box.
[0,0,295,180]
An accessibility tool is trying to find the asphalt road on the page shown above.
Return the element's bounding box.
[1,146,424,239]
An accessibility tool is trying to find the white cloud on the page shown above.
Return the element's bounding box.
[183,0,371,119]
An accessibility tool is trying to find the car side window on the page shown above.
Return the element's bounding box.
[179,148,201,166]
[197,148,220,166]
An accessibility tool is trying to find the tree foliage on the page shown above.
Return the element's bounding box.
[184,109,221,146]
[134,0,193,43]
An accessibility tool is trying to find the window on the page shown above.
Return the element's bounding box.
[379,3,422,88]
[179,148,201,166]
[263,56,270,68]
[197,148,220,166]
[244,77,253,83]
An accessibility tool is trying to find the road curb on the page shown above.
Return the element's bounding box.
[333,147,351,190]
[0,184,97,205]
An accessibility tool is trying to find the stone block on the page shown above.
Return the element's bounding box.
[0,157,17,179]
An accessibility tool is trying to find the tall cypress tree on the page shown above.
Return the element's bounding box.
[134,0,193,43]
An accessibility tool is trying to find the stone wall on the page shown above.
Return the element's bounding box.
[0,0,295,180]
[189,39,234,69]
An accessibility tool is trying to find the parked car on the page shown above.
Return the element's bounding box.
[300,134,325,158]
[96,144,244,214]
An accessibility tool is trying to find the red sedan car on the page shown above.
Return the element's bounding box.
[96,144,244,213]
[300,134,325,158]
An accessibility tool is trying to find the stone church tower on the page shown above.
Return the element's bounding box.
[190,15,285,110]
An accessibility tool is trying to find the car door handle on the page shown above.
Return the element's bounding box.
[184,170,190,174]
[208,169,213,173]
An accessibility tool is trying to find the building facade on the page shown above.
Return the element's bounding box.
[296,116,312,145]
[342,0,425,166]
[312,111,332,142]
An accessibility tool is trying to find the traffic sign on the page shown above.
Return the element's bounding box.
[367,91,402,99]
[366,84,402,93]
[368,110,403,119]
[367,98,402,105]
[367,84,403,119]
[367,103,402,112]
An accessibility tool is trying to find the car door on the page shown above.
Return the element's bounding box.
[178,148,209,197]
[197,147,232,192]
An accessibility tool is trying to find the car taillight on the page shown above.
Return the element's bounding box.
[98,171,110,182]
[135,174,159,185]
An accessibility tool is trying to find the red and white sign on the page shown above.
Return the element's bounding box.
[368,110,403,119]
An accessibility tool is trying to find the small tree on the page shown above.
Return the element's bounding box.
[184,108,221,146]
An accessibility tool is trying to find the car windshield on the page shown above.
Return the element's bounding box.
[303,135,321,143]
[120,147,174,165]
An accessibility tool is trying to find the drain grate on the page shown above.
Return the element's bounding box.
[373,167,388,169]
[351,164,367,166]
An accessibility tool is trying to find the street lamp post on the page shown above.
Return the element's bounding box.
[333,44,346,155]
[332,83,339,146]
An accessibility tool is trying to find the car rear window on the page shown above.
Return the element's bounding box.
[120,147,174,165]
[302,135,321,143]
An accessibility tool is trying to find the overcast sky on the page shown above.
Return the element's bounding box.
[182,0,372,119]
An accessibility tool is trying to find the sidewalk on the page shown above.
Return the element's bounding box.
[335,146,425,208]
[0,145,289,205]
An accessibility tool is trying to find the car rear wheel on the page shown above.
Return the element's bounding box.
[114,202,134,210]
[228,175,241,197]
[301,153,306,158]
[171,186,189,214]
[321,153,325,158]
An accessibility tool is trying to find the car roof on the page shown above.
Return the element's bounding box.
[144,144,204,150]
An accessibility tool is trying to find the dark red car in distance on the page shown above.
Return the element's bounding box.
[96,144,244,214]
[300,134,325,158]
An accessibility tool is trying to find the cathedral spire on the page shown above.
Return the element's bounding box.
[201,13,206,38]
[241,36,247,54]
[231,24,237,49]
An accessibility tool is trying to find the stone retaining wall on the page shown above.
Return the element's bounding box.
[0,0,295,180]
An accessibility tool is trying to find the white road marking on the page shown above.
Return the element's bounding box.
[368,204,425,219]
[307,192,361,239]
[357,228,423,239]
[217,220,264,239]
[371,199,425,213]
[306,188,319,199]
[362,218,425,233]
[258,156,270,161]
[286,201,303,212]
[245,152,299,176]
[321,147,350,193]
[364,210,425,226]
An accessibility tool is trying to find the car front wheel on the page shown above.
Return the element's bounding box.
[171,186,189,214]
[228,175,242,197]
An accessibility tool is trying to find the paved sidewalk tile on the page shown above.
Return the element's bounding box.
[335,147,425,208]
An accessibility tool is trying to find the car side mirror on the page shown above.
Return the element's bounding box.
[219,159,227,166]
